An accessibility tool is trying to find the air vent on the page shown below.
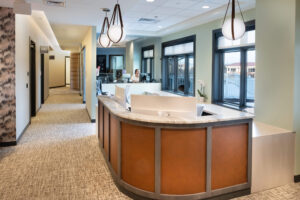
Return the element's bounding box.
[138,18,160,24]
[43,0,65,7]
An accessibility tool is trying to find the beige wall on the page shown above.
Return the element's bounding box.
[125,41,134,75]
[255,0,300,176]
[15,14,51,139]
[82,26,97,121]
[295,0,300,176]
[255,0,295,130]
[125,40,143,76]
[49,51,70,88]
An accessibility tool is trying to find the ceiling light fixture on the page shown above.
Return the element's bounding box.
[146,0,155,2]
[108,1,126,43]
[222,0,245,40]
[98,8,112,48]
[202,5,210,9]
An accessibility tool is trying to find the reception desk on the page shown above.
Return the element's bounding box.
[97,96,254,200]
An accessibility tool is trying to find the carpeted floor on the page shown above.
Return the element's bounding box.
[0,87,130,200]
[0,87,299,200]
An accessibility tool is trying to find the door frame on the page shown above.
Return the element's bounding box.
[29,39,36,117]
[41,53,44,104]
[65,56,70,86]
[81,47,86,104]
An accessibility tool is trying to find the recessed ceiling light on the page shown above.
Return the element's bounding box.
[146,0,155,2]
[202,5,210,9]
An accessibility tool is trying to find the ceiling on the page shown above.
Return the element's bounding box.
[24,0,255,36]
[51,24,90,51]
[124,0,255,33]
[1,0,255,50]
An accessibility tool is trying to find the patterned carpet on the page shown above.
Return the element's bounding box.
[0,87,299,200]
[0,87,129,200]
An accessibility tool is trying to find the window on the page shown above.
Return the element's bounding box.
[109,55,124,80]
[212,21,255,110]
[162,35,195,96]
[110,55,124,70]
[141,45,154,81]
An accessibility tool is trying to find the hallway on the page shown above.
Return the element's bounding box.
[0,87,129,200]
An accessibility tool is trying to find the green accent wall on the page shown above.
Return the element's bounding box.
[129,9,255,101]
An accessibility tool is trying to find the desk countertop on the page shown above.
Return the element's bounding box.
[98,96,254,125]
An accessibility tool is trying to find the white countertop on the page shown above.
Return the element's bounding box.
[98,96,254,125]
[253,121,294,138]
[102,82,161,85]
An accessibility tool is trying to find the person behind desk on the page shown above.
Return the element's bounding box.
[131,69,140,83]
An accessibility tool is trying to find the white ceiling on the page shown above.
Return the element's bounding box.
[24,0,255,36]
[124,0,250,32]
[51,24,90,51]
[0,0,255,50]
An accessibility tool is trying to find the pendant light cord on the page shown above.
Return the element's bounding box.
[222,0,231,25]
[222,0,245,24]
[236,0,245,23]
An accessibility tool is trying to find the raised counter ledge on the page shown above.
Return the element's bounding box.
[98,95,254,125]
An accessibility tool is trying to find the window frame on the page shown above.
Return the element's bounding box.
[212,20,255,110]
[141,45,154,80]
[109,55,125,72]
[161,35,196,96]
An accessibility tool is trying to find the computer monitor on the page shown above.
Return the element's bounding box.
[140,73,150,82]
[116,69,123,80]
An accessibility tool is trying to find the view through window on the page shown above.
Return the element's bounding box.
[141,46,154,81]
[212,21,255,111]
[246,50,256,107]
[162,36,195,96]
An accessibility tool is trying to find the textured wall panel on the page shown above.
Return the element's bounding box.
[212,124,248,190]
[121,122,155,192]
[161,128,207,194]
[0,7,16,143]
[70,53,80,90]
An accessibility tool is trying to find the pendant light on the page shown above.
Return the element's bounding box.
[98,9,112,48]
[222,0,245,40]
[108,1,126,43]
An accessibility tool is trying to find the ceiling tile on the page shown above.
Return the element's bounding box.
[129,4,157,14]
[26,0,255,40]
[177,9,206,18]
[150,6,182,16]
[161,0,199,9]
[136,0,165,7]
[124,11,146,18]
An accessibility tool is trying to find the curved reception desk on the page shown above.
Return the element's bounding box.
[97,96,253,200]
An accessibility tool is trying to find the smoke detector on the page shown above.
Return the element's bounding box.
[43,0,66,7]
